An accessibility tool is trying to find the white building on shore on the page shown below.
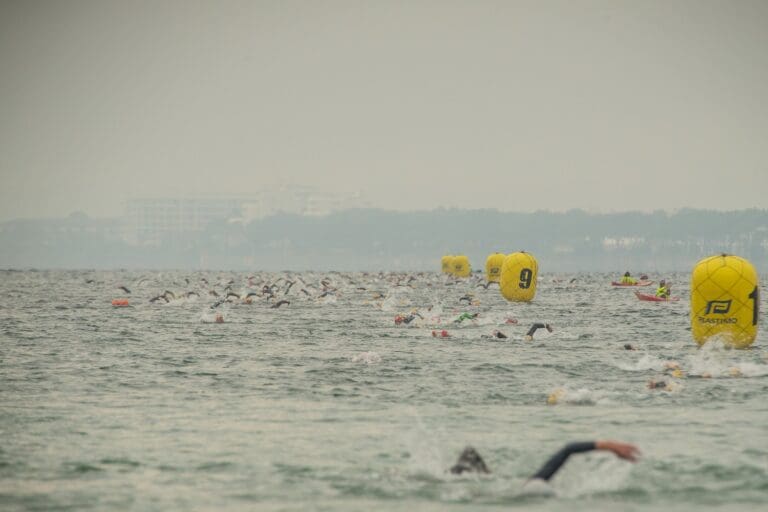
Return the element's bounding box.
[124,186,369,244]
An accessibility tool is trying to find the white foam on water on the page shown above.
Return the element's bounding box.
[350,351,382,365]
[616,354,667,372]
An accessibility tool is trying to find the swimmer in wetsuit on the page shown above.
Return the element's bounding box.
[528,441,639,481]
[525,323,553,340]
[394,312,423,325]
[450,440,640,481]
[453,312,479,323]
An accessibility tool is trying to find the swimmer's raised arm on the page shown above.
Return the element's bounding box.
[595,440,640,462]
[529,440,639,481]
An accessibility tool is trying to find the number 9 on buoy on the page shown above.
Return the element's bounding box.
[500,252,538,302]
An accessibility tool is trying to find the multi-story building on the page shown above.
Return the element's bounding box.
[124,186,369,244]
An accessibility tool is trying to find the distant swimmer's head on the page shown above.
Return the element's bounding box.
[450,446,490,474]
[624,272,631,277]
[640,274,649,280]
[659,280,666,286]
[545,324,553,333]
[623,343,636,351]
[394,315,404,325]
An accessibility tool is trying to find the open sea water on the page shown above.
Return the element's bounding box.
[1,270,767,511]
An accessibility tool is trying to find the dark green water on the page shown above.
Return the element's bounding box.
[1,270,767,511]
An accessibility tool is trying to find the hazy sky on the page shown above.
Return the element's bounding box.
[1,0,767,220]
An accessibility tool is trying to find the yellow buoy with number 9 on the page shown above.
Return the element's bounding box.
[441,255,454,274]
[452,255,471,278]
[500,252,538,302]
[691,254,759,348]
[485,252,505,283]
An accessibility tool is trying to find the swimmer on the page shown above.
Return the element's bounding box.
[525,323,553,341]
[450,447,490,474]
[149,290,176,304]
[450,441,640,482]
[623,343,636,350]
[458,294,474,304]
[481,330,508,340]
[647,378,680,391]
[394,312,422,325]
[209,298,227,309]
[454,312,479,324]
[271,300,290,309]
[118,285,131,294]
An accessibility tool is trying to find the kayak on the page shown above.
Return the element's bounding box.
[611,280,654,287]
[635,291,679,302]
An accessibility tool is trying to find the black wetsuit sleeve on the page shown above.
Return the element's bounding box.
[530,442,596,481]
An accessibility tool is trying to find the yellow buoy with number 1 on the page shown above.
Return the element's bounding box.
[485,253,505,283]
[452,255,471,278]
[500,252,538,302]
[691,254,759,348]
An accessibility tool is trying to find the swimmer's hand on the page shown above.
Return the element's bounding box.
[595,440,640,462]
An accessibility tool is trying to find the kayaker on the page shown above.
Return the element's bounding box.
[655,280,670,298]
[449,440,640,482]
[620,272,637,285]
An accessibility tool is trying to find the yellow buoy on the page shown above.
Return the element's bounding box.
[452,255,471,278]
[485,253,505,283]
[691,254,759,348]
[500,252,538,302]
[441,255,454,274]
